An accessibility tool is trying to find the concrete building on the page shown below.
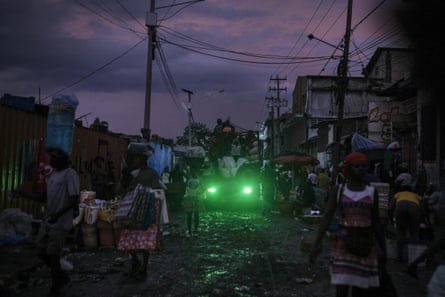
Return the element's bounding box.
[271,46,444,190]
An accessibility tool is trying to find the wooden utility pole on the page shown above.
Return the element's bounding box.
[142,0,156,140]
[269,76,287,120]
[181,88,194,148]
[266,75,287,157]
[265,101,275,158]
[331,0,353,186]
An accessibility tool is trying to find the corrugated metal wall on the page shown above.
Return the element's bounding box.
[0,104,129,219]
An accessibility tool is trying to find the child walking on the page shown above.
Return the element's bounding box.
[183,169,205,237]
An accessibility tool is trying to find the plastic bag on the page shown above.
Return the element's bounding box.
[0,208,32,244]
[60,256,73,271]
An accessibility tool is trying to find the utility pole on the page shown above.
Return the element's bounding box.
[331,0,353,186]
[266,75,287,157]
[265,100,275,158]
[182,88,194,148]
[142,0,156,141]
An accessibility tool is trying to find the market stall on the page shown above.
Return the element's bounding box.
[272,152,323,216]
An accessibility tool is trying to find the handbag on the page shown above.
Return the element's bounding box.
[344,226,374,257]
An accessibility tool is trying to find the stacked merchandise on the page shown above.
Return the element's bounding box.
[115,185,162,252]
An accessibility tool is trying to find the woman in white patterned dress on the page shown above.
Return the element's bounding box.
[310,152,387,297]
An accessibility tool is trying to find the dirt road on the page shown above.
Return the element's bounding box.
[4,207,436,297]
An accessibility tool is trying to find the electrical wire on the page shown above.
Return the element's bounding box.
[114,0,146,29]
[50,0,404,130]
[74,0,146,37]
[157,1,196,22]
[158,26,333,62]
[272,0,327,76]
[155,39,185,111]
[158,0,177,26]
[158,35,334,65]
[41,37,147,102]
[287,1,346,77]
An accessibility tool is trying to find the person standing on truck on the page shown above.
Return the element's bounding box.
[222,118,235,156]
[212,118,224,162]
[231,137,242,162]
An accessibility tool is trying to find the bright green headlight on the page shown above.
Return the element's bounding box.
[207,187,217,193]
[242,186,253,195]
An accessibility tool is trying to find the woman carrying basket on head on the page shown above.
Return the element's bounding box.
[116,144,166,280]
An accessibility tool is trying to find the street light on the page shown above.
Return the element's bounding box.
[181,88,194,148]
[306,0,353,187]
[307,33,343,50]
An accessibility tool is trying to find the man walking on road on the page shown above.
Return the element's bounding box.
[36,147,80,296]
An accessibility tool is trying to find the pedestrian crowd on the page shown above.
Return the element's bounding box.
[9,138,445,297]
[306,152,445,297]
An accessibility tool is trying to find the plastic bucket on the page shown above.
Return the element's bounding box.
[81,223,98,249]
[84,206,100,224]
[80,191,96,202]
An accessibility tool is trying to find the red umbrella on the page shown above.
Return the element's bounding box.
[273,154,319,189]
[273,154,320,166]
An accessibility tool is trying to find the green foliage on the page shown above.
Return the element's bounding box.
[175,122,212,149]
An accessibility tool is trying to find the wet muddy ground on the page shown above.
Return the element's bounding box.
[3,206,437,297]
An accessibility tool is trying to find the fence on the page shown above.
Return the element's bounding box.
[0,104,129,219]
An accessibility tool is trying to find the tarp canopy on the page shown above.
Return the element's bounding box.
[148,141,172,175]
[172,145,205,157]
[351,133,385,152]
[127,141,173,175]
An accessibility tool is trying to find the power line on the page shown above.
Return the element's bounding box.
[272,0,327,76]
[74,0,145,36]
[41,37,147,102]
[114,0,146,29]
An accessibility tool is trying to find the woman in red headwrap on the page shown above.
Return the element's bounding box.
[309,152,387,297]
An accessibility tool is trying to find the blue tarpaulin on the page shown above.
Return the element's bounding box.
[148,141,172,176]
[351,133,385,152]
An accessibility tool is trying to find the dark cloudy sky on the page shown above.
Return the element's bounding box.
[0,0,408,140]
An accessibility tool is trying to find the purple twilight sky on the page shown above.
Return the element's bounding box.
[0,0,409,140]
